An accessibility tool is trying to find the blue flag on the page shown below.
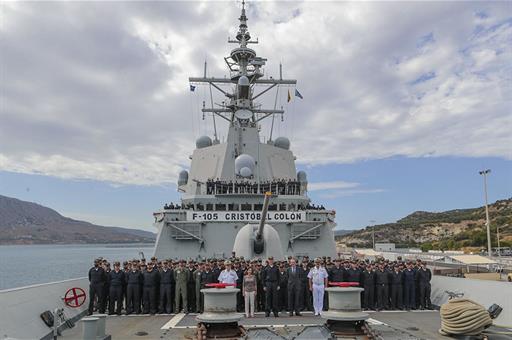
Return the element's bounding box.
[190,85,196,92]
[295,89,303,99]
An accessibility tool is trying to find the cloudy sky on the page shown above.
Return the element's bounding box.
[1,1,511,231]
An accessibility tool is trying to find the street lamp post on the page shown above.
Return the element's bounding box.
[478,169,492,259]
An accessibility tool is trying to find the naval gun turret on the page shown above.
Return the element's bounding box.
[233,192,284,259]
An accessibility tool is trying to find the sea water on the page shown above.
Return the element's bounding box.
[0,243,154,290]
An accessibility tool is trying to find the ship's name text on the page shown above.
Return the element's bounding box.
[186,211,306,222]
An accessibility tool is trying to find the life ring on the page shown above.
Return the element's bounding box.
[63,287,86,308]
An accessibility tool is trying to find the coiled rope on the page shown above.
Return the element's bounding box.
[439,298,492,336]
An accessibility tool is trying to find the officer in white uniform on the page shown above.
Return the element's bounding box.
[218,260,238,285]
[307,257,329,315]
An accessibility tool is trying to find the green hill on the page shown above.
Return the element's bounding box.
[338,198,512,251]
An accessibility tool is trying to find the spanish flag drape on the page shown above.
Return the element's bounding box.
[287,89,291,102]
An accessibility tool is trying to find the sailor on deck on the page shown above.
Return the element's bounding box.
[88,258,107,315]
[262,256,281,317]
[307,258,328,316]
[218,260,238,284]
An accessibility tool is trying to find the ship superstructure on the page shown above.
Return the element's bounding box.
[153,2,336,259]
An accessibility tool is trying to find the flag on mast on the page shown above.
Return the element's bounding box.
[295,89,303,99]
[190,84,196,92]
[287,89,291,102]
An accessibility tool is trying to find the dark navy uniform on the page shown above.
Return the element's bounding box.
[262,264,280,316]
[403,268,416,310]
[236,267,245,312]
[301,265,312,311]
[375,268,389,310]
[88,266,107,315]
[187,267,196,312]
[102,268,111,313]
[361,269,376,310]
[328,265,344,282]
[159,268,174,314]
[212,266,221,282]
[390,269,403,310]
[142,268,160,314]
[345,267,362,284]
[278,269,288,311]
[199,269,216,312]
[108,269,125,315]
[200,270,216,286]
[126,269,142,314]
[416,267,432,309]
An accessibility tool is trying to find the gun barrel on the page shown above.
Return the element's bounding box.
[256,192,272,240]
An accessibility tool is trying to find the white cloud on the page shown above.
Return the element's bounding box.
[308,181,359,191]
[318,189,386,200]
[1,1,511,185]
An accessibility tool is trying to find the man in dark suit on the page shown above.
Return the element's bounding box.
[286,258,304,316]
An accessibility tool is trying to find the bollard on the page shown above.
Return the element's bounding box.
[321,287,369,321]
[95,314,107,338]
[81,317,98,340]
[196,287,242,323]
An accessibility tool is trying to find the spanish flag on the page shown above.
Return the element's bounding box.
[287,89,292,102]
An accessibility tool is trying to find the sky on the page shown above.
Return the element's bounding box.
[1,1,511,232]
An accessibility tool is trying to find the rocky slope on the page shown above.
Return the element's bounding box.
[0,195,155,244]
[338,198,512,250]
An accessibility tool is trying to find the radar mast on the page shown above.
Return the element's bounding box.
[189,0,297,130]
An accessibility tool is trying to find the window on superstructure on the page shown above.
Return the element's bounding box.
[216,204,226,211]
[254,204,263,211]
[241,203,252,211]
[206,203,214,211]
[196,203,204,211]
[228,203,239,211]
[269,204,277,211]
[279,203,287,211]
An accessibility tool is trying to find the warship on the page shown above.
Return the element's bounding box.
[1,2,511,340]
[152,0,336,261]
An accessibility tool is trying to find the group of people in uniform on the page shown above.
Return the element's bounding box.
[88,255,432,317]
[205,178,302,196]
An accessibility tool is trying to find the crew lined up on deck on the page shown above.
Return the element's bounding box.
[206,179,302,196]
[87,255,432,317]
[163,202,325,211]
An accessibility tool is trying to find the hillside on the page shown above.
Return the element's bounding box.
[338,198,512,251]
[0,195,156,245]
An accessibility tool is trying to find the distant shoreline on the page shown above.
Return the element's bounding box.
[0,242,155,247]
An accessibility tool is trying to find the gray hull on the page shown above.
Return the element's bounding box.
[153,213,337,260]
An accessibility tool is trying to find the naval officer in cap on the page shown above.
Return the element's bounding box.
[307,257,328,316]
[88,258,107,315]
[261,256,280,317]
[108,261,125,315]
[218,260,238,284]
